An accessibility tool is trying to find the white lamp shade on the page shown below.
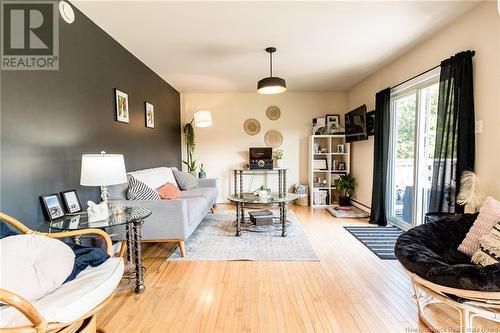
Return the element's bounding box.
[80,153,127,186]
[193,110,213,128]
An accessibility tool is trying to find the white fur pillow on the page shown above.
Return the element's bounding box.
[458,196,500,256]
[0,234,75,302]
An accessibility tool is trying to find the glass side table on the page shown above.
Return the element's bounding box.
[49,207,152,294]
[227,193,298,237]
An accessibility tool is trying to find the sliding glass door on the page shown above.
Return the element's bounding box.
[387,73,439,229]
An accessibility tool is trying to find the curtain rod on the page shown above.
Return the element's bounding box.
[391,50,475,90]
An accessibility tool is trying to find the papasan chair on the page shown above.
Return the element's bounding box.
[395,213,500,331]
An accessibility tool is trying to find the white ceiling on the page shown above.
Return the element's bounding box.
[72,1,480,93]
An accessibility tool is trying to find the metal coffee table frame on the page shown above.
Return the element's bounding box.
[228,193,298,237]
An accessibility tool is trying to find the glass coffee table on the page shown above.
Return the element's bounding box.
[227,193,298,237]
[49,207,151,294]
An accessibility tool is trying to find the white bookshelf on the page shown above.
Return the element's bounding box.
[308,135,351,208]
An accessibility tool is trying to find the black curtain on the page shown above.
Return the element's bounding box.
[429,51,475,214]
[370,88,391,226]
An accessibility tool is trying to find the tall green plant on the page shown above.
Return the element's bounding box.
[333,173,356,197]
[182,151,197,172]
[184,123,195,153]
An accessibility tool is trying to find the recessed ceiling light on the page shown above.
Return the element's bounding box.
[59,1,75,24]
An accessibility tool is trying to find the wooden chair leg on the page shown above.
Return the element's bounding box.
[178,240,186,257]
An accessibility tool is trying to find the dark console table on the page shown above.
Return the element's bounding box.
[233,168,288,197]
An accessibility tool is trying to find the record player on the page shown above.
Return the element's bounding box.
[249,147,273,170]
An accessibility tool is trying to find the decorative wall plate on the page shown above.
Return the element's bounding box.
[244,118,260,136]
[264,130,283,148]
[266,105,281,120]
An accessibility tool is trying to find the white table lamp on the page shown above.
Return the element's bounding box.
[80,152,127,203]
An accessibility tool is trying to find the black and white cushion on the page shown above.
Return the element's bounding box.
[127,176,161,200]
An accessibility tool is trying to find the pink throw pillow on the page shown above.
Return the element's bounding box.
[458,196,500,256]
[157,182,180,200]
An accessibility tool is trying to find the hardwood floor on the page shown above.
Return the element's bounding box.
[97,206,492,332]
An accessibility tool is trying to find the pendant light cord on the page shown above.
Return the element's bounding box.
[269,52,273,77]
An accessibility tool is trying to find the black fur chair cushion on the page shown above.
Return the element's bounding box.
[395,213,500,291]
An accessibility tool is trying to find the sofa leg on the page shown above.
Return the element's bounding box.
[211,204,217,214]
[178,240,186,257]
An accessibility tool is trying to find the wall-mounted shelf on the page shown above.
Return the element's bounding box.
[309,135,350,208]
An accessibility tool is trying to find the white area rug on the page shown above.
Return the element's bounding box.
[169,210,319,261]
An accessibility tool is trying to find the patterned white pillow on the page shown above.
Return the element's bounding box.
[458,196,500,256]
[127,176,161,200]
[471,221,500,266]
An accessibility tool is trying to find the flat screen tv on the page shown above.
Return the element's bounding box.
[345,104,368,143]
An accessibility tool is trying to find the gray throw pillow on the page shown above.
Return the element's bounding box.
[172,170,198,190]
[127,176,161,200]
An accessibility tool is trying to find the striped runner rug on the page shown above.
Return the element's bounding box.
[343,225,403,260]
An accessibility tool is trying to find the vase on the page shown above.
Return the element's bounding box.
[198,171,206,179]
[189,171,197,178]
[276,159,284,168]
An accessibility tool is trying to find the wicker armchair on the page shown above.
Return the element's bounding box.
[0,212,124,333]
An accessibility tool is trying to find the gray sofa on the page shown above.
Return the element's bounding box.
[107,167,217,256]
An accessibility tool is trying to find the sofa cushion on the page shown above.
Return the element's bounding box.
[0,234,75,302]
[173,169,199,190]
[458,196,500,256]
[127,176,161,200]
[157,182,180,200]
[185,197,209,226]
[472,221,500,266]
[0,257,124,328]
[178,187,217,204]
[128,167,178,189]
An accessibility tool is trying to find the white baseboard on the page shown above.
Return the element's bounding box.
[350,198,371,213]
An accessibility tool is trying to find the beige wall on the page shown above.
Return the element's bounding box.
[347,2,500,206]
[181,92,347,202]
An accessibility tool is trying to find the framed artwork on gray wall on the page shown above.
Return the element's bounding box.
[115,89,129,123]
[145,102,155,128]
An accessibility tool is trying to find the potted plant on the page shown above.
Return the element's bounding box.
[182,151,197,176]
[183,123,197,176]
[333,173,356,207]
[273,149,284,168]
[198,163,206,179]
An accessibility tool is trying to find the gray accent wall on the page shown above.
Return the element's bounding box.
[0,6,181,230]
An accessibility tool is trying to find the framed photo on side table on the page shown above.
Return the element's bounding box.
[60,190,82,213]
[40,194,65,221]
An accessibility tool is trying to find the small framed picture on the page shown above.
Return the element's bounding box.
[326,114,341,134]
[312,117,327,135]
[313,158,328,170]
[115,89,129,123]
[145,102,155,128]
[40,194,65,221]
[337,144,344,153]
[60,190,82,213]
[337,161,346,170]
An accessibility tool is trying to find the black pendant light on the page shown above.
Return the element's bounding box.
[257,47,287,94]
